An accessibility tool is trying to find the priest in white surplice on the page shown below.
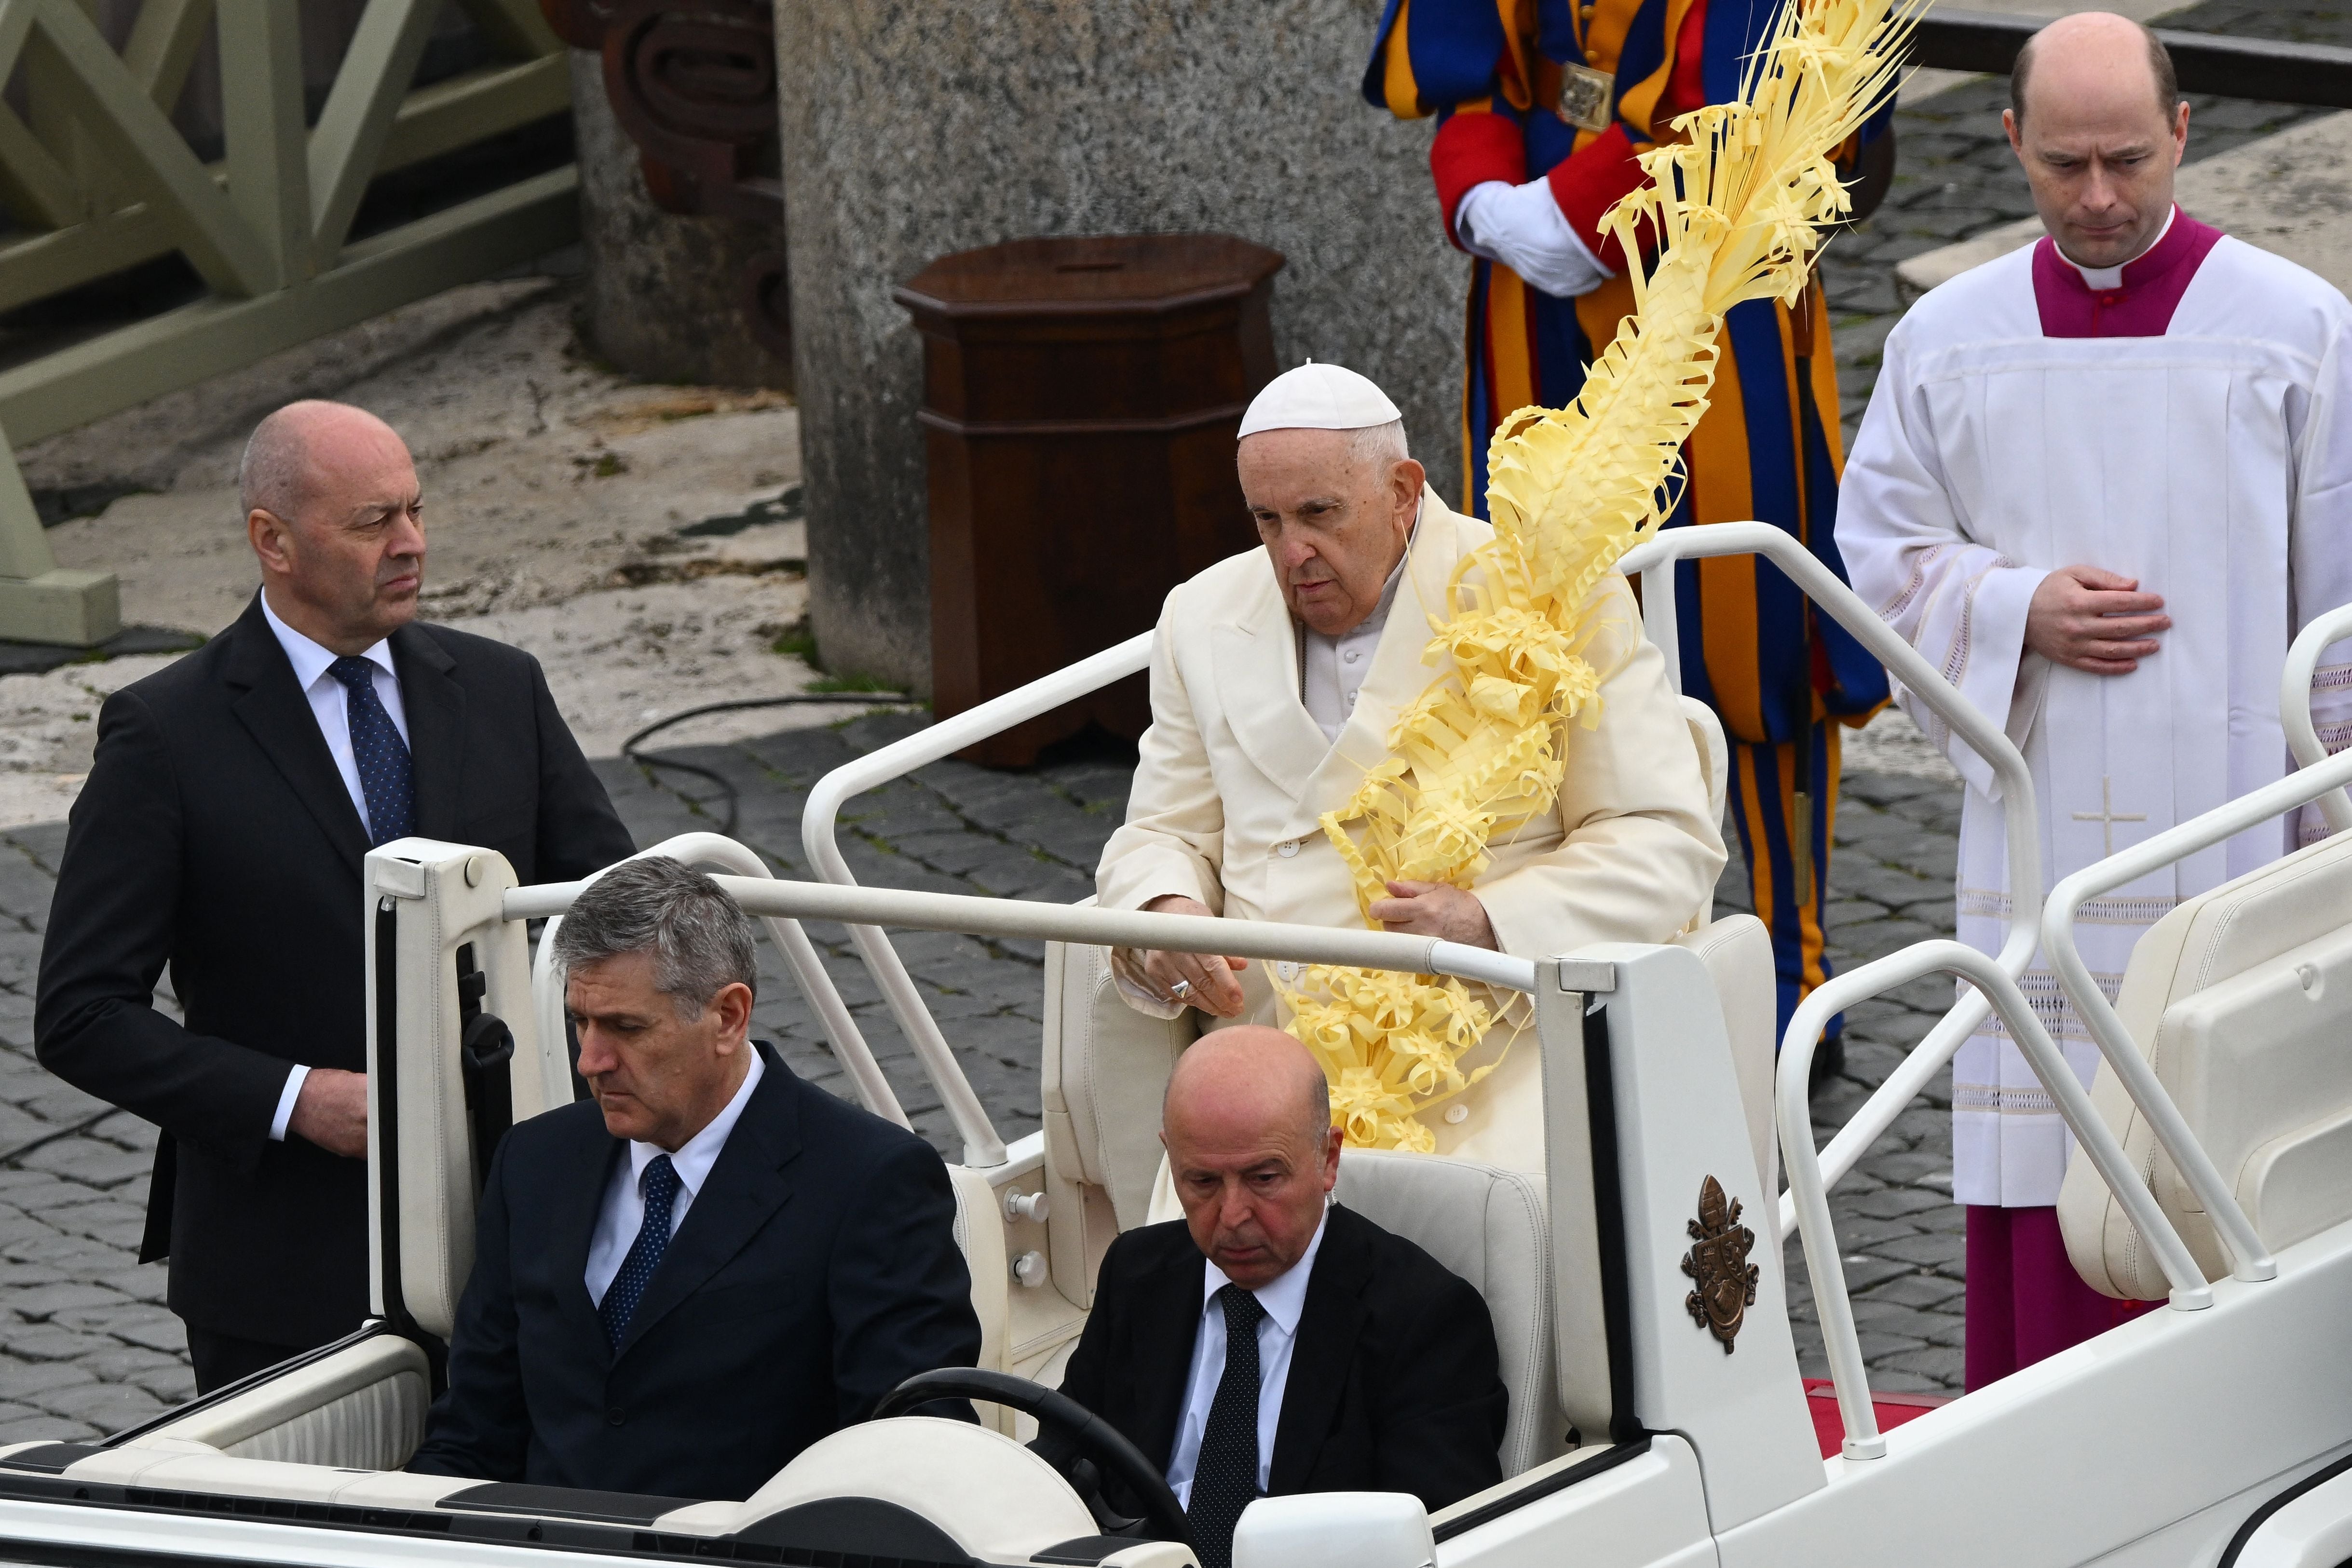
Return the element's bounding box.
[1839,14,2352,1389]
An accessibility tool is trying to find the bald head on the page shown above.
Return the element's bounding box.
[2012,13,2177,130]
[242,401,425,656]
[2004,13,2189,270]
[1162,1027,1340,1289]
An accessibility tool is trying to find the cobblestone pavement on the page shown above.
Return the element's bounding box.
[0,714,1965,1438]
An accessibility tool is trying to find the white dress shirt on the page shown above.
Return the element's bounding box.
[585,1052,766,1305]
[1454,178,1614,299]
[1164,1212,1328,1507]
[258,590,413,1143]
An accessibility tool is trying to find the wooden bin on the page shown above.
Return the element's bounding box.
[895,233,1284,765]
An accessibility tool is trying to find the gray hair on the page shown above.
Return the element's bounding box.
[553,856,758,1018]
[1349,419,1410,471]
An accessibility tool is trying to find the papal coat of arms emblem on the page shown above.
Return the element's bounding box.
[1681,1175,1759,1352]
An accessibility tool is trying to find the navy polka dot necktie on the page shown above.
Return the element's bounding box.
[599,1154,680,1353]
[1187,1283,1267,1568]
[327,656,413,847]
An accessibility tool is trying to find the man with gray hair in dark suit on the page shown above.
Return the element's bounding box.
[410,857,982,1499]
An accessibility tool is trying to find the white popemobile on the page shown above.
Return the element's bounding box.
[0,525,2344,1568]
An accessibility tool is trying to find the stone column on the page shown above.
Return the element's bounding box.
[773,0,1465,692]
[571,53,794,391]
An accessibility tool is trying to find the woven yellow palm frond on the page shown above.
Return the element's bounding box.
[1284,0,1917,1151]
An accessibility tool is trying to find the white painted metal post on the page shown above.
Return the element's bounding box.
[2282,605,2352,837]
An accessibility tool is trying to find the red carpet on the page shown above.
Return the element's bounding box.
[1802,1378,1953,1458]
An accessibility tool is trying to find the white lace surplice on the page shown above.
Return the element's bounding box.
[1839,235,2352,1207]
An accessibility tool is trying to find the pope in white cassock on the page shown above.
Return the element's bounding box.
[1837,13,2352,1389]
[1095,361,1726,1169]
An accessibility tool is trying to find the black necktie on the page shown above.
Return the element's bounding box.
[327,655,414,846]
[598,1154,680,1352]
[1188,1283,1267,1568]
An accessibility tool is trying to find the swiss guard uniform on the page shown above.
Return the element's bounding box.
[1365,0,1892,1040]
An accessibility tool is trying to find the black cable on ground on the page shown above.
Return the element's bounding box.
[621,693,924,836]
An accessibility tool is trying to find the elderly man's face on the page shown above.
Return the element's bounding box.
[1162,1027,1341,1289]
[2005,16,2188,270]
[567,950,754,1151]
[1239,429,1424,638]
[248,406,426,655]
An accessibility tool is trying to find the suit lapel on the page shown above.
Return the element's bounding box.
[394,626,466,842]
[1287,494,1474,837]
[222,595,370,871]
[1133,1235,1209,1468]
[554,1114,626,1359]
[1209,557,1330,806]
[615,1048,801,1358]
[1268,1207,1374,1495]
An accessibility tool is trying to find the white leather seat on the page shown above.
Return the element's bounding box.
[2059,827,2352,1298]
[1333,1149,1564,1477]
[1673,914,1779,1198]
[1040,922,1192,1305]
[125,1334,431,1470]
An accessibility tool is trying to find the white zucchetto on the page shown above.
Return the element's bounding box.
[1237,360,1402,440]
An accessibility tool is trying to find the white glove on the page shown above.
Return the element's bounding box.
[1455,178,1614,299]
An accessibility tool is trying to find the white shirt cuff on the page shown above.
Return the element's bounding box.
[1455,177,1614,299]
[271,1064,310,1143]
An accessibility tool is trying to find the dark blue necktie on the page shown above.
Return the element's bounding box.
[1187,1283,1266,1568]
[599,1154,680,1352]
[327,656,413,847]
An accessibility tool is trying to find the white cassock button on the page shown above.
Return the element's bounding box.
[1445,1104,1469,1124]
[1344,649,1360,664]
[1277,840,1300,858]
[1277,961,1300,983]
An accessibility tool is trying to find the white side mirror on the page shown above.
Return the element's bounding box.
[1230,1492,1435,1568]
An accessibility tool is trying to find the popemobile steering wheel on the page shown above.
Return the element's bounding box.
[872,1367,1192,1546]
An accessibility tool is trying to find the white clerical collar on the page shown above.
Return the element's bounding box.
[1201,1208,1328,1337]
[2058,204,2176,291]
[260,588,396,692]
[629,1048,764,1201]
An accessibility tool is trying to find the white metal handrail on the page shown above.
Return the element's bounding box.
[1777,939,2215,1463]
[529,833,910,1129]
[795,634,1155,1167]
[508,875,1539,994]
[2282,604,2352,836]
[1621,523,2044,1203]
[2039,746,2352,1287]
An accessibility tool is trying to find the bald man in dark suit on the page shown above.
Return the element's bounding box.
[37,401,634,1391]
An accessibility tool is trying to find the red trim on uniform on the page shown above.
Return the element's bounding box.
[1431,109,1529,248]
[1663,0,1710,121]
[1543,122,1648,272]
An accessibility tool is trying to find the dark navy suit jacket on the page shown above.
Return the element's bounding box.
[409,1045,982,1500]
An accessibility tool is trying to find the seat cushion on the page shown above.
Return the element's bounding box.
[1333,1149,1562,1477]
[1672,914,1778,1198]
[2060,828,2352,1298]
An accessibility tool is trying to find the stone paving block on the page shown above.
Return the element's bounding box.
[2,1324,123,1364]
[1856,1272,1966,1311]
[21,1138,152,1189]
[1875,1345,1965,1388]
[4,1283,131,1321]
[1870,1233,1964,1271]
[0,1414,93,1443]
[0,1358,96,1398]
[35,1378,163,1431]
